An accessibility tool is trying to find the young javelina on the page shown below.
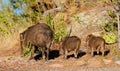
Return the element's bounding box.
[86,34,105,56]
[59,36,81,59]
[20,23,54,61]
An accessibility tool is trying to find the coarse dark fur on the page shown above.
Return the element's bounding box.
[59,36,81,59]
[20,23,54,61]
[86,34,105,56]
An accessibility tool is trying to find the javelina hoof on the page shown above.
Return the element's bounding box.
[64,56,68,59]
[44,61,50,64]
[74,52,78,58]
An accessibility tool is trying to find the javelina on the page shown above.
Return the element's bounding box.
[86,34,105,56]
[20,23,54,60]
[59,36,81,59]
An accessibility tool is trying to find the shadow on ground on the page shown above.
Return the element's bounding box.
[67,51,86,59]
[87,49,110,56]
[34,50,87,60]
[34,50,60,60]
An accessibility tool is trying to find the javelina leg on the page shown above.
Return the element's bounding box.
[20,42,23,55]
[91,48,94,56]
[29,46,35,60]
[86,45,91,54]
[101,44,105,56]
[42,48,45,60]
[97,51,99,55]
[20,45,24,56]
[46,42,51,60]
[74,49,78,58]
[64,50,68,59]
[97,46,101,55]
[20,33,23,56]
[102,50,104,56]
[46,48,49,61]
[74,52,78,58]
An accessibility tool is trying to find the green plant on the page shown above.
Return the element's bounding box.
[103,32,117,43]
[23,46,31,57]
[108,10,117,19]
[102,22,117,32]
[54,28,66,41]
[71,13,81,24]
[42,13,54,30]
[42,12,67,42]
[52,13,67,42]
[100,21,117,43]
[113,47,119,57]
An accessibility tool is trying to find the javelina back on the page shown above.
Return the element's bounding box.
[86,34,105,56]
[20,23,54,60]
[59,36,81,59]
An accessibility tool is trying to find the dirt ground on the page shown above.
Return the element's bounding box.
[0,42,120,71]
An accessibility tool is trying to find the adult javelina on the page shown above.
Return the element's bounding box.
[20,23,54,60]
[86,34,105,56]
[59,36,81,59]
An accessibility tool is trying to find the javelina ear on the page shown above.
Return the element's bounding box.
[86,34,93,42]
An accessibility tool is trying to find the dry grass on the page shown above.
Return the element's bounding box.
[0,32,19,49]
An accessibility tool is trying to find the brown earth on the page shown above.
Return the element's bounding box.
[0,35,120,71]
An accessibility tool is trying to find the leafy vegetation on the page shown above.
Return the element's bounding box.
[100,10,118,43]
[103,32,117,43]
[52,13,67,41]
[101,22,117,43]
[23,46,31,57]
[113,47,119,57]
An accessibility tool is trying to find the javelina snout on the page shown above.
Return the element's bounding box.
[20,23,54,61]
[86,34,105,56]
[59,36,81,59]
